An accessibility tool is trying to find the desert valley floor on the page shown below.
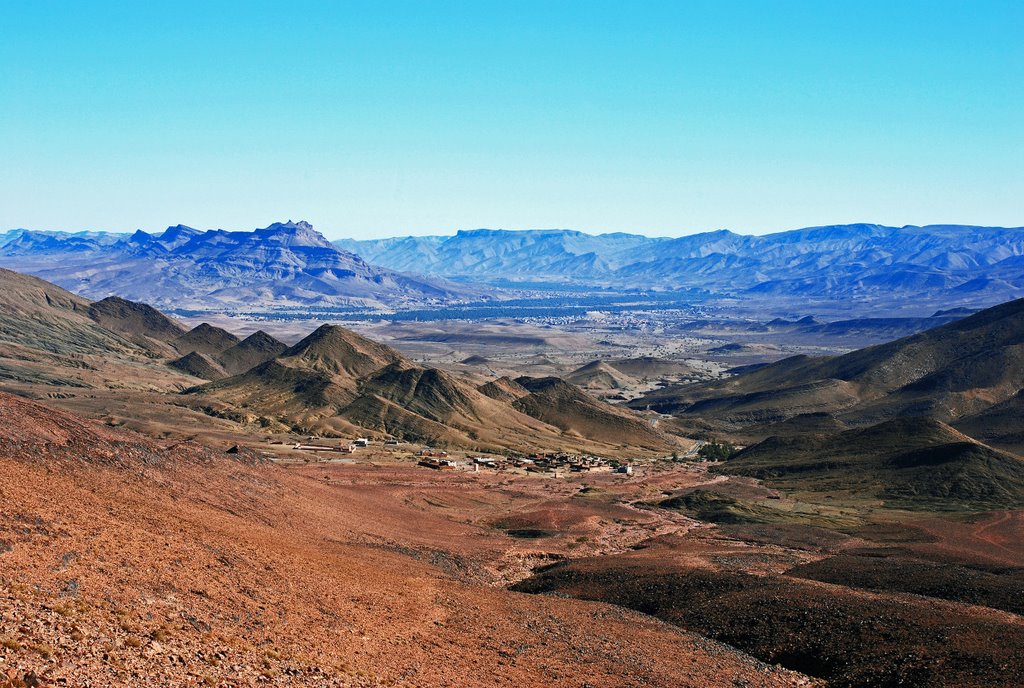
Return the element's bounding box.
[3,393,1023,687]
[4,0,1023,681]
[1,268,1023,687]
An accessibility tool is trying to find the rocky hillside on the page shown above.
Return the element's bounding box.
[634,297,1024,435]
[565,357,701,391]
[630,297,1024,510]
[0,269,189,389]
[0,268,671,454]
[0,391,790,687]
[718,417,1024,509]
[192,325,676,453]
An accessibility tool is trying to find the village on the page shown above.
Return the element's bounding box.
[266,435,638,478]
[416,448,634,476]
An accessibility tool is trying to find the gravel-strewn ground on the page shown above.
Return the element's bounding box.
[0,392,813,687]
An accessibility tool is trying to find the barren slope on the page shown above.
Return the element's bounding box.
[215,330,287,376]
[194,326,675,454]
[635,297,1024,432]
[719,417,1024,509]
[513,376,671,450]
[0,270,193,390]
[172,323,241,357]
[0,392,808,687]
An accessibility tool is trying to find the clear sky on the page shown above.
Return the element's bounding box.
[1,1,1021,239]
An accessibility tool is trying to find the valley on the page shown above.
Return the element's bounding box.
[1,266,1023,687]
[5,3,1021,685]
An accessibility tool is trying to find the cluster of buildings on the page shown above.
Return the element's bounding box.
[416,449,633,476]
[291,439,636,477]
[522,452,632,475]
[417,448,456,470]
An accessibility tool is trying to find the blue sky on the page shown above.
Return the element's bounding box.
[1,1,1021,239]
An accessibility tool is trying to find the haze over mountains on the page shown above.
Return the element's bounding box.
[0,221,466,309]
[338,223,1024,302]
[3,222,1023,312]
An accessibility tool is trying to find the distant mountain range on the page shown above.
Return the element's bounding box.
[3,222,1022,309]
[336,223,1024,302]
[0,221,469,309]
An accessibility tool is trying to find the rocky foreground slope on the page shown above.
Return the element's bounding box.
[0,391,810,687]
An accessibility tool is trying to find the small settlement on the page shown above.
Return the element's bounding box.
[421,449,633,476]
[281,437,635,477]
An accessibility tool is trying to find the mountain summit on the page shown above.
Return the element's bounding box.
[251,220,336,248]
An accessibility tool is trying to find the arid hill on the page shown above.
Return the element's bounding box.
[954,390,1024,454]
[513,376,670,450]
[215,330,288,376]
[341,362,566,448]
[0,270,193,390]
[171,322,241,357]
[86,295,187,355]
[280,324,406,379]
[634,298,1024,440]
[566,356,701,391]
[167,329,289,380]
[477,375,531,402]
[719,417,1024,509]
[0,269,291,394]
[192,324,411,421]
[169,351,229,381]
[605,356,700,378]
[565,360,632,390]
[0,267,91,318]
[191,326,676,453]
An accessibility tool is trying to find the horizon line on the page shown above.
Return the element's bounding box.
[3,220,1023,243]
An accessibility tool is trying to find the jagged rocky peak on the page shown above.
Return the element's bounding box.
[159,224,200,241]
[269,220,314,232]
[256,219,333,247]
